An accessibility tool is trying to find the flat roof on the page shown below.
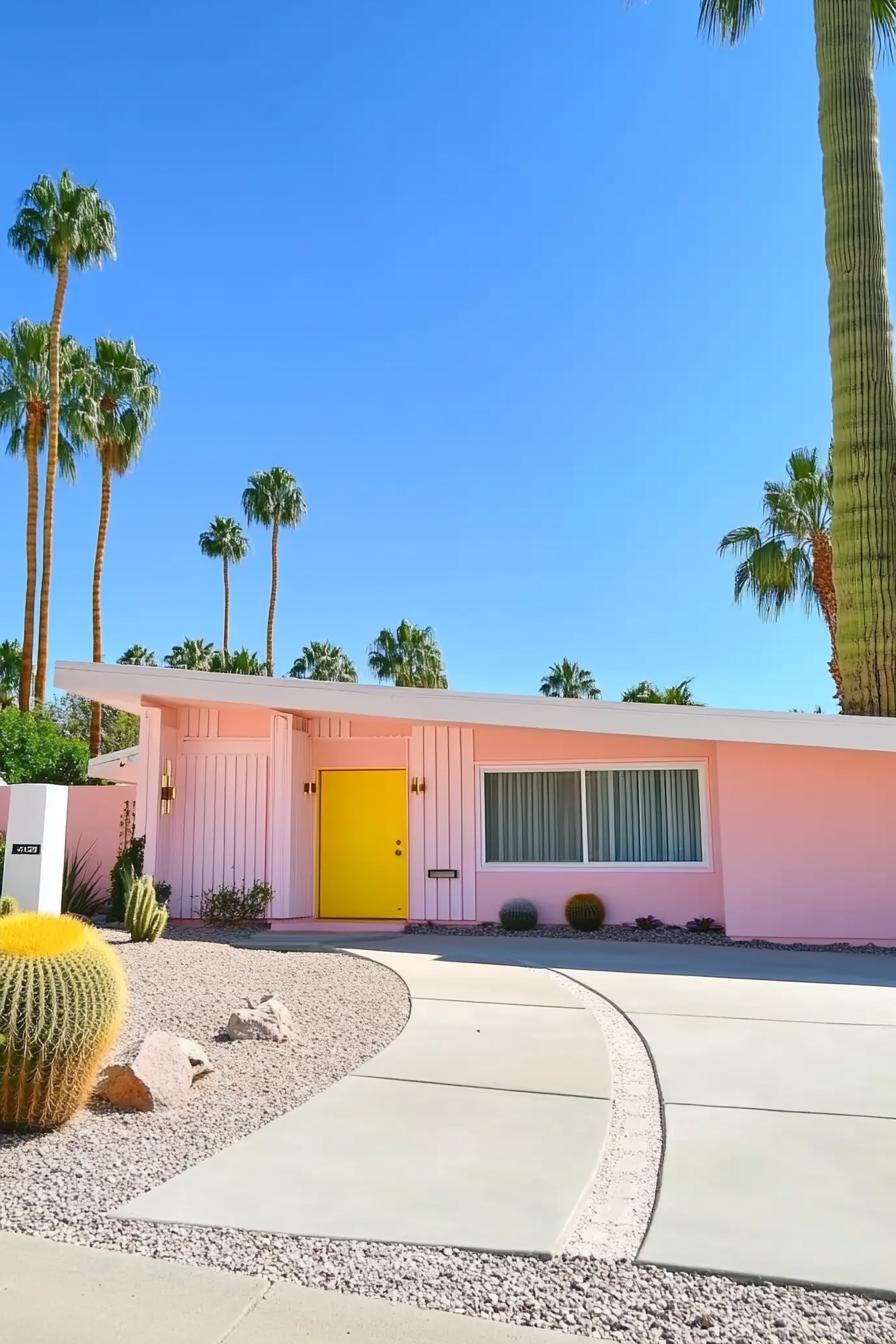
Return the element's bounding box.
[53,660,896,754]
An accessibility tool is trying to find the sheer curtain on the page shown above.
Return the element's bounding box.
[484,771,582,862]
[586,768,702,862]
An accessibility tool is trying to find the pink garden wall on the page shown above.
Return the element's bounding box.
[0,784,135,896]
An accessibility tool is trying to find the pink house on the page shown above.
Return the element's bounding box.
[55,661,896,943]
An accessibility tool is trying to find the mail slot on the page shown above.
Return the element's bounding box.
[427,868,458,879]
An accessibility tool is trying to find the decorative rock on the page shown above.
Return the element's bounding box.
[97,1030,194,1111]
[178,1036,213,1080]
[225,993,294,1042]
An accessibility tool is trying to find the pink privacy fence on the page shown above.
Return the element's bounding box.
[0,785,136,896]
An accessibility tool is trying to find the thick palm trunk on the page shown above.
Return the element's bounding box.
[266,519,279,676]
[89,461,111,759]
[18,410,41,712]
[811,529,842,704]
[222,557,230,656]
[34,256,69,704]
[815,0,896,715]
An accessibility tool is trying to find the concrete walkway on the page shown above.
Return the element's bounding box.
[0,1231,593,1343]
[119,949,611,1254]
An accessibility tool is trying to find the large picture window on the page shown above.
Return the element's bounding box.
[482,765,706,867]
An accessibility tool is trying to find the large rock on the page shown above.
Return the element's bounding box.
[226,993,295,1042]
[97,1030,196,1111]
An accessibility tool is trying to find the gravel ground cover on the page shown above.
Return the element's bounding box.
[2,931,894,1343]
[405,921,896,955]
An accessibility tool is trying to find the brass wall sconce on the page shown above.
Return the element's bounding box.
[160,760,176,816]
[410,777,426,795]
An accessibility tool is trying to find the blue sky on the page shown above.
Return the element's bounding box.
[1,0,887,710]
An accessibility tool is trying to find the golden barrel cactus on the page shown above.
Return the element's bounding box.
[0,914,127,1130]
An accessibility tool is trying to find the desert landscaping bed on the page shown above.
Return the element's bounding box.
[2,931,894,1343]
[406,922,896,955]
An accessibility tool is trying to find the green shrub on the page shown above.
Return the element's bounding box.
[200,880,273,927]
[109,834,145,921]
[564,893,606,932]
[125,875,168,943]
[498,898,538,932]
[62,845,106,919]
[154,880,172,906]
[0,707,88,784]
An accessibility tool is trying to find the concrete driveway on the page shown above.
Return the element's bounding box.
[382,935,896,1294]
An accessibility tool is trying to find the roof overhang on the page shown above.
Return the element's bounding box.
[87,745,140,784]
[54,661,896,754]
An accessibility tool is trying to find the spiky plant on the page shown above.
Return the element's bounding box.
[0,913,127,1129]
[124,875,167,943]
[498,898,538,932]
[564,893,606,932]
[0,895,18,918]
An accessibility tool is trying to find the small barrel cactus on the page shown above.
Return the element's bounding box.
[0,895,18,918]
[0,913,127,1129]
[499,898,538,932]
[565,893,606,932]
[125,875,168,944]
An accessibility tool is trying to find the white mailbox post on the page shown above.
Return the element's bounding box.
[1,784,68,915]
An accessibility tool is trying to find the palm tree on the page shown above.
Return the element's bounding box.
[0,320,90,710]
[209,646,265,675]
[621,679,702,706]
[289,641,358,682]
[117,645,157,666]
[539,659,600,699]
[87,338,158,756]
[198,517,249,655]
[0,640,22,709]
[368,621,448,688]
[694,6,896,713]
[719,448,839,700]
[242,467,306,676]
[8,170,116,704]
[165,638,216,670]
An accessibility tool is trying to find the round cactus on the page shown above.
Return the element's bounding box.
[499,898,538,932]
[565,893,606,932]
[0,913,127,1130]
[125,875,168,944]
[0,895,18,918]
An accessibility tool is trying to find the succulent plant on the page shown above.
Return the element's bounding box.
[686,916,724,934]
[0,895,18,918]
[498,898,538,932]
[124,875,168,944]
[634,914,664,931]
[565,893,606,932]
[0,913,127,1129]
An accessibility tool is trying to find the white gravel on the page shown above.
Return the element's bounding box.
[2,932,894,1343]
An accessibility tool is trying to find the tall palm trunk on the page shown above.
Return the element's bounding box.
[811,529,842,704]
[815,0,896,715]
[18,409,42,712]
[222,557,230,656]
[34,255,69,705]
[89,459,111,759]
[266,517,279,676]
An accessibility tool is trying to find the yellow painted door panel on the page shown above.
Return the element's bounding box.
[318,770,408,919]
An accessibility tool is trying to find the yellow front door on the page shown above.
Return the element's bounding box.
[318,769,408,919]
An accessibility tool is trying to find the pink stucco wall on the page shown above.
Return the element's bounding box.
[0,784,136,896]
[472,727,723,927]
[716,741,896,943]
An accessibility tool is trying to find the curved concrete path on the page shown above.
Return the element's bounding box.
[118,947,612,1255]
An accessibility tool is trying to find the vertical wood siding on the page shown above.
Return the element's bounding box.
[167,740,270,918]
[408,725,475,919]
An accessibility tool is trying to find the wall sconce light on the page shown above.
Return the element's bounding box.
[303,781,317,795]
[411,777,426,795]
[160,759,176,816]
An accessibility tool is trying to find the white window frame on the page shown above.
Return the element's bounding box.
[477,760,712,872]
